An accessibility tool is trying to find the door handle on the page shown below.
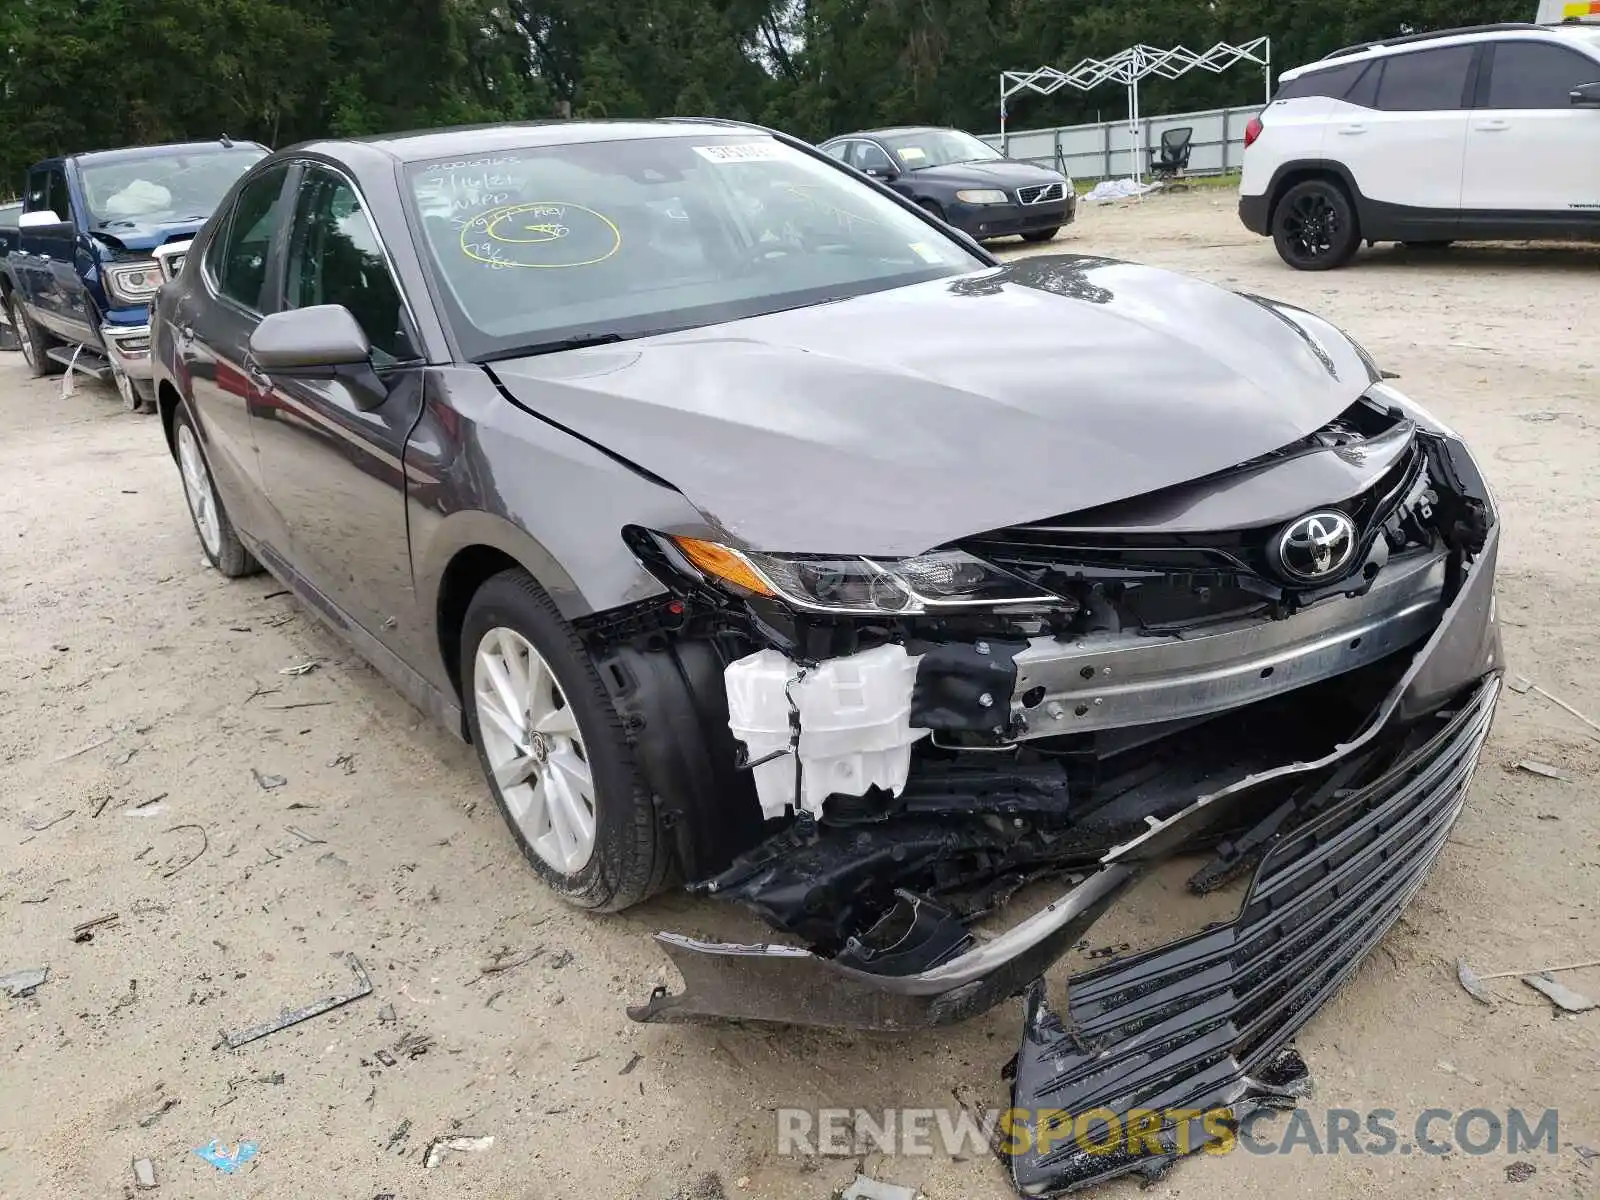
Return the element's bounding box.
[1474,119,1510,132]
[1337,124,1367,135]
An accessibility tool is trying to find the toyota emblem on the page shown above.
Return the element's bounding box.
[1272,510,1357,583]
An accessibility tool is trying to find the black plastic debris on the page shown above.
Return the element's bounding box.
[217,955,371,1048]
[1505,1161,1536,1183]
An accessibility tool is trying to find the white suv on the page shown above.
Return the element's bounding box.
[1239,21,1600,269]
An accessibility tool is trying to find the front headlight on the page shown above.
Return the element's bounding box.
[954,189,1009,205]
[669,537,1062,614]
[103,260,163,306]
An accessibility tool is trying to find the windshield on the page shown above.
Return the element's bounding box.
[406,134,984,361]
[80,146,268,228]
[880,130,1003,170]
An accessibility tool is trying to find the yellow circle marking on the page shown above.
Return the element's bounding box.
[458,202,622,268]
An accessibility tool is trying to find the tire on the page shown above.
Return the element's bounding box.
[6,294,61,377]
[171,404,258,577]
[461,568,669,912]
[1022,227,1060,243]
[1271,179,1360,271]
[918,199,945,221]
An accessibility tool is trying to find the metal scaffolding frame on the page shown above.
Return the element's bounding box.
[1000,38,1272,181]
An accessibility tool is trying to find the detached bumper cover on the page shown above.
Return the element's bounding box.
[630,531,1500,1036]
[1008,674,1498,1194]
[100,319,154,380]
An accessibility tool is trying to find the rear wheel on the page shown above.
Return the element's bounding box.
[1022,227,1060,243]
[7,295,60,377]
[1271,179,1359,271]
[172,405,258,577]
[462,569,670,911]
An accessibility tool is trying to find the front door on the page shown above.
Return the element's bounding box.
[1462,39,1600,215]
[249,161,427,649]
[18,163,90,343]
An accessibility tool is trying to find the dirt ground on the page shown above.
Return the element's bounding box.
[2,190,1598,1200]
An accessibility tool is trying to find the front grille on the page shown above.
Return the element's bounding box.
[1017,182,1065,205]
[1007,676,1498,1192]
[963,429,1424,590]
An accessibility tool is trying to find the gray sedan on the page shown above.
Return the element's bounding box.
[151,117,1500,1193]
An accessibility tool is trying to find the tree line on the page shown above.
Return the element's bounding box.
[0,0,1528,188]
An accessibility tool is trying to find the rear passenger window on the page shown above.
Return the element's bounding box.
[207,165,290,312]
[1485,42,1600,108]
[1375,46,1474,111]
[1274,60,1369,101]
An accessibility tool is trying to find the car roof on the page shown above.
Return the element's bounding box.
[284,118,771,165]
[1282,21,1600,81]
[69,139,269,167]
[826,126,945,142]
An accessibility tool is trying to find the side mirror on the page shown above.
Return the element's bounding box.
[865,165,900,182]
[249,304,371,372]
[1571,81,1600,106]
[249,304,387,410]
[18,209,67,231]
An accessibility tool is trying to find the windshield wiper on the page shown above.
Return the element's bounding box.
[478,328,688,363]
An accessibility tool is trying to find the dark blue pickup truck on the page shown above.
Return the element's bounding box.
[2,139,266,408]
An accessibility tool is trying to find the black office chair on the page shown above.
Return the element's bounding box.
[1150,127,1194,185]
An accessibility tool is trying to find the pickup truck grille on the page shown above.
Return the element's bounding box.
[1016,182,1064,205]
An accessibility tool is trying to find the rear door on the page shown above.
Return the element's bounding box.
[182,164,294,547]
[249,161,426,645]
[1334,45,1476,216]
[1462,39,1600,214]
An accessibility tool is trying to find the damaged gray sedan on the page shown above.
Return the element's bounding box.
[152,119,1500,1194]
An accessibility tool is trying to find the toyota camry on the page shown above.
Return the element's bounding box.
[150,119,1501,1193]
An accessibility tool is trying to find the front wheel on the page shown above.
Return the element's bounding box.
[7,295,60,377]
[1271,179,1360,271]
[462,569,670,911]
[172,405,258,577]
[1022,227,1060,244]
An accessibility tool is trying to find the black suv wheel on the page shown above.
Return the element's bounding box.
[1271,179,1359,271]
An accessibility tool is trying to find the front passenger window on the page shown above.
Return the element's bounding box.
[284,168,415,364]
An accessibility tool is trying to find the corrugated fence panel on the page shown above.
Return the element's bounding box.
[981,106,1258,181]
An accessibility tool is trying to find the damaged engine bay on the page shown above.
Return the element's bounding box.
[576,381,1501,1194]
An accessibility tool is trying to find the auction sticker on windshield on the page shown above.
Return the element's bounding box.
[693,143,784,164]
[458,202,621,269]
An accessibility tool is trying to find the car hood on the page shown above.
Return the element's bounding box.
[908,160,1065,188]
[90,217,208,254]
[488,254,1378,558]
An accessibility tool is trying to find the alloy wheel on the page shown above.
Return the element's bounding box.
[176,423,223,558]
[473,627,597,874]
[11,304,35,369]
[1282,193,1338,263]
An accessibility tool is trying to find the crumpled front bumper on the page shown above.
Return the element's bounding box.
[629,527,1500,1038]
[1008,671,1497,1193]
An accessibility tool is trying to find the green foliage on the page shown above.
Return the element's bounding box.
[0,0,1533,188]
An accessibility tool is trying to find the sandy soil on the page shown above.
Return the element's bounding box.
[2,191,1597,1200]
